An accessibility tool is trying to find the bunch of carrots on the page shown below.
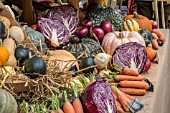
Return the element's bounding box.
[108,66,151,112]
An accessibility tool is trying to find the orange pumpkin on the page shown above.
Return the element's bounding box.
[49,50,79,70]
[125,12,152,32]
[101,31,145,56]
[0,46,10,66]
[145,47,156,61]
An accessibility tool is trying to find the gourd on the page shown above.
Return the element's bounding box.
[122,19,139,32]
[0,16,11,30]
[9,26,24,44]
[63,38,102,58]
[0,89,18,113]
[25,27,45,46]
[125,12,152,32]
[102,31,145,56]
[49,50,79,71]
[0,45,10,66]
[0,21,6,39]
[24,56,47,79]
[145,47,157,61]
[80,57,95,73]
[138,30,153,47]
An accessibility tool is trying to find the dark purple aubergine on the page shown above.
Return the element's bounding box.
[112,42,148,73]
[81,78,117,113]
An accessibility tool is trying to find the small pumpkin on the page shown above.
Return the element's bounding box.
[25,27,45,45]
[0,89,18,113]
[24,56,47,79]
[102,31,145,56]
[125,12,152,32]
[49,50,79,71]
[63,38,102,58]
[145,47,157,61]
[0,46,10,66]
[138,30,153,47]
[94,53,111,69]
[122,19,139,32]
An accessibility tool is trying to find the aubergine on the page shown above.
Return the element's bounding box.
[24,56,47,79]
[80,57,95,73]
[14,46,30,66]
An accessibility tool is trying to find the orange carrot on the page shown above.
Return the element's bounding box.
[49,110,64,113]
[63,91,75,113]
[151,39,159,50]
[114,75,144,81]
[121,91,134,101]
[119,81,149,90]
[138,75,147,81]
[115,100,121,107]
[117,106,125,113]
[152,33,159,39]
[111,86,130,112]
[118,87,147,96]
[152,29,165,41]
[72,84,84,113]
[108,79,118,83]
[121,67,139,76]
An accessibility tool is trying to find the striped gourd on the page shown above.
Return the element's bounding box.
[122,19,139,32]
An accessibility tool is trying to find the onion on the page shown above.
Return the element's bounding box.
[92,26,105,42]
[143,59,151,73]
[83,19,93,28]
[100,21,112,34]
[77,26,89,37]
[150,20,158,29]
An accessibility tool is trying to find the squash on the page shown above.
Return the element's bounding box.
[94,53,111,69]
[63,38,102,58]
[145,47,157,61]
[80,57,95,73]
[9,26,24,44]
[49,50,79,71]
[0,46,9,66]
[125,12,152,32]
[122,19,139,32]
[2,38,16,55]
[0,16,11,30]
[101,31,145,56]
[0,89,18,113]
[138,30,153,47]
[25,27,45,45]
[24,56,47,79]
[5,55,17,66]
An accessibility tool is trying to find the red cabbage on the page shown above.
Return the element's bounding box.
[112,42,148,73]
[37,5,79,47]
[81,78,117,113]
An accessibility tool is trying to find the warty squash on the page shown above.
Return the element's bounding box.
[122,19,139,32]
[102,31,145,56]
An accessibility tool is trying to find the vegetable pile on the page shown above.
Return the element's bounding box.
[0,1,167,113]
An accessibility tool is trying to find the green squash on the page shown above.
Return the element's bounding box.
[138,30,153,47]
[0,89,18,113]
[25,27,45,46]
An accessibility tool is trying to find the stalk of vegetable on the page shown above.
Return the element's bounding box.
[51,94,64,113]
[63,91,75,113]
[121,67,139,76]
[72,84,84,113]
[113,75,145,81]
[111,86,130,112]
[118,81,149,90]
[118,87,146,96]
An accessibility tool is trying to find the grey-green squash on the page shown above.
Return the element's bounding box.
[25,27,45,46]
[0,89,18,113]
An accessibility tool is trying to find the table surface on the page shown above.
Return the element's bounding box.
[138,29,170,113]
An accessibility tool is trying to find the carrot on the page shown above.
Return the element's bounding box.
[121,91,134,101]
[119,81,149,89]
[108,79,118,83]
[121,66,139,76]
[152,29,165,41]
[72,84,84,113]
[151,39,159,50]
[117,106,125,113]
[152,33,159,39]
[115,100,121,107]
[111,86,130,112]
[63,91,75,113]
[118,87,147,96]
[49,110,64,113]
[114,75,144,81]
[138,75,147,81]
